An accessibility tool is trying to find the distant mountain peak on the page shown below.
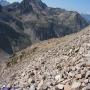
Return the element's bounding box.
[0,0,10,6]
[20,0,47,14]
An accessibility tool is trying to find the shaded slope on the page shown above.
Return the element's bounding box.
[0,6,31,54]
[0,21,31,54]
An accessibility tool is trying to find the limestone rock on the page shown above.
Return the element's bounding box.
[37,80,43,90]
[64,84,71,90]
[55,84,64,90]
[71,81,81,90]
[30,84,37,90]
[75,74,82,79]
[55,75,62,82]
[85,71,90,78]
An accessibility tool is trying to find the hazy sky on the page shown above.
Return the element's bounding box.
[7,0,90,14]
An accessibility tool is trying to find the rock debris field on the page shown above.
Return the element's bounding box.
[0,26,90,90]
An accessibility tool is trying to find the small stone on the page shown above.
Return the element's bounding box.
[85,71,90,78]
[55,84,64,90]
[31,80,35,84]
[71,81,81,90]
[30,72,35,76]
[7,84,12,88]
[75,65,80,71]
[86,60,90,67]
[41,61,45,64]
[50,83,54,86]
[21,72,26,77]
[75,74,82,79]
[86,84,90,89]
[42,84,49,90]
[64,84,71,90]
[28,78,32,84]
[77,62,86,68]
[74,47,79,53]
[84,79,89,84]
[88,77,90,82]
[82,87,87,90]
[37,80,43,90]
[68,72,75,77]
[71,67,76,71]
[82,83,86,87]
[35,67,39,70]
[30,84,37,90]
[42,75,46,80]
[55,75,62,82]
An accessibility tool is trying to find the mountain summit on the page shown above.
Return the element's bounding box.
[20,0,47,14]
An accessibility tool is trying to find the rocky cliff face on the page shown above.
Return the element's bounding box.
[0,8,31,54]
[0,21,31,54]
[19,0,88,42]
[0,25,90,90]
[0,0,89,54]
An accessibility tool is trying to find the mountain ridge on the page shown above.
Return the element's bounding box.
[0,0,89,55]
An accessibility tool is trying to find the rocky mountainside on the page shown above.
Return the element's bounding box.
[0,0,88,54]
[0,5,31,54]
[0,0,9,6]
[82,14,90,23]
[0,25,90,90]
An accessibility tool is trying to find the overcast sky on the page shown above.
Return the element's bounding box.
[7,0,90,14]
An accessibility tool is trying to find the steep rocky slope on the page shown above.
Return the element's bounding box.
[0,21,31,54]
[82,14,90,23]
[18,0,88,42]
[0,0,88,54]
[0,6,31,54]
[0,26,90,90]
